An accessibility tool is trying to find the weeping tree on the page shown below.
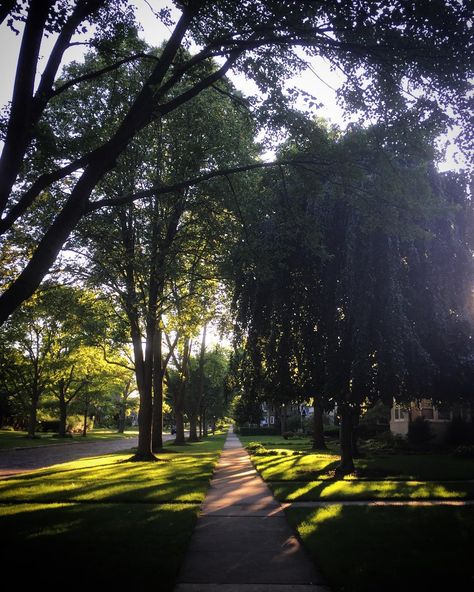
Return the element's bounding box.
[231,116,474,474]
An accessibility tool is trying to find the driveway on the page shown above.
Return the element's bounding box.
[0,434,175,478]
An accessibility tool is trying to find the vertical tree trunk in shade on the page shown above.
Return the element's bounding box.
[82,399,89,437]
[27,392,39,438]
[189,324,207,442]
[58,384,68,438]
[280,405,287,435]
[117,401,126,434]
[131,326,156,461]
[336,402,355,476]
[188,413,198,441]
[198,414,202,438]
[312,399,326,449]
[152,327,164,452]
[352,404,361,458]
[174,337,190,445]
[202,407,208,437]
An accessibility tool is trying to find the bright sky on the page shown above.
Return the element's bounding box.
[0,0,465,171]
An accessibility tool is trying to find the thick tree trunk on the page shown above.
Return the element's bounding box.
[152,326,166,452]
[312,399,327,450]
[352,404,361,458]
[131,326,156,461]
[188,413,199,441]
[202,407,208,437]
[336,403,355,476]
[27,393,39,438]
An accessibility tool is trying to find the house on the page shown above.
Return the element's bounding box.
[260,402,313,428]
[390,398,472,441]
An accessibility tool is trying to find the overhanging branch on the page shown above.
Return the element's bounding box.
[86,158,331,212]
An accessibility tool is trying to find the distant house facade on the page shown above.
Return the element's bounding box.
[390,398,472,440]
[260,402,313,428]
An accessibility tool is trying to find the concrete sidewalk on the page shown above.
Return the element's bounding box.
[175,430,330,592]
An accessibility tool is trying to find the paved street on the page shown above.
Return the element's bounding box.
[0,434,175,477]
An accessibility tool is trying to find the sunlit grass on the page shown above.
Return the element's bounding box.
[286,505,474,591]
[240,434,474,501]
[271,479,474,501]
[0,437,225,503]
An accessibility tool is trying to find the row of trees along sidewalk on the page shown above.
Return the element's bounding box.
[0,2,472,462]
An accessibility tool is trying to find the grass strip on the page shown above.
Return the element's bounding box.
[270,479,474,501]
[0,502,199,589]
[286,505,474,592]
[0,428,139,449]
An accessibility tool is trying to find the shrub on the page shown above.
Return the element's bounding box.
[39,419,60,433]
[237,427,279,436]
[445,417,474,446]
[408,417,432,446]
[323,425,339,437]
[246,441,265,452]
[454,444,474,458]
[282,431,295,440]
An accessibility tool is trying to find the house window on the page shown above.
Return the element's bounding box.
[394,407,406,421]
[269,416,275,425]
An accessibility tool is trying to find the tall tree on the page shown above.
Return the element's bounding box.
[0,0,471,323]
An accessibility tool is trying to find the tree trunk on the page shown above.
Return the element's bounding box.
[82,399,89,437]
[312,399,326,450]
[188,413,199,441]
[152,327,164,451]
[188,324,206,443]
[352,404,361,458]
[174,337,190,445]
[130,325,156,461]
[336,403,355,476]
[117,401,126,434]
[280,405,287,435]
[27,392,39,438]
[58,383,68,438]
[202,407,208,437]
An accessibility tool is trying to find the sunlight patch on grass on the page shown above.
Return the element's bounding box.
[270,479,474,501]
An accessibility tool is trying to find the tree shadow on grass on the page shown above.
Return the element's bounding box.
[286,504,474,592]
[0,502,200,590]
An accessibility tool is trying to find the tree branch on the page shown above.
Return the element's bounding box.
[50,53,160,99]
[86,158,330,212]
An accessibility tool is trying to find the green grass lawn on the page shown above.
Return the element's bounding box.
[0,427,140,449]
[0,432,226,589]
[286,504,474,592]
[239,435,474,501]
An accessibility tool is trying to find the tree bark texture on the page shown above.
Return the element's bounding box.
[336,403,355,476]
[312,399,326,449]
